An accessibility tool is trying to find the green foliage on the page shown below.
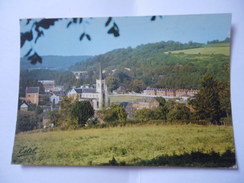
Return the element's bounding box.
[70,101,94,127]
[16,111,40,133]
[99,104,127,122]
[134,108,155,121]
[155,97,166,107]
[47,110,61,126]
[70,41,230,91]
[106,76,120,92]
[130,79,146,93]
[167,103,191,121]
[134,105,169,121]
[190,73,222,124]
[18,78,45,97]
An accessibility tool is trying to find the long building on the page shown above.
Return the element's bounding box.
[143,87,199,97]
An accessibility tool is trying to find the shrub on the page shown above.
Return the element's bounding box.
[16,111,39,133]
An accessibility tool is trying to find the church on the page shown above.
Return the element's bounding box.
[67,64,109,110]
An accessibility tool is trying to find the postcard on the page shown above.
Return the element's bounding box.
[12,14,236,167]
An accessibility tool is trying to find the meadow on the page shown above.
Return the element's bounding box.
[165,43,230,56]
[12,124,236,167]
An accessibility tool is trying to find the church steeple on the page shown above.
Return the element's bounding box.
[99,63,103,80]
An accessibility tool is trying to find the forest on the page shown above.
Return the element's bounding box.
[69,39,230,91]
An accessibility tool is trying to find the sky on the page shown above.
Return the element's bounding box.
[20,14,231,57]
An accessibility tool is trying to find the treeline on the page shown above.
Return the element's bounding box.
[207,37,230,45]
[69,40,230,92]
[19,69,85,97]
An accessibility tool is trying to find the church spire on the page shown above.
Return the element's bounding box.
[99,62,103,80]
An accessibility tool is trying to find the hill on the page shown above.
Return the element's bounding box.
[20,55,91,71]
[69,40,230,91]
[165,43,230,56]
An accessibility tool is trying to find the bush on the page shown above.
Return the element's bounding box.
[70,101,94,127]
[16,111,39,133]
[167,103,191,121]
[98,104,127,122]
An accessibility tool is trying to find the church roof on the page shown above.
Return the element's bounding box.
[74,88,97,93]
[26,87,39,94]
[82,88,96,93]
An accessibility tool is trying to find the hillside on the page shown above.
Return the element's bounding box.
[69,40,230,91]
[165,43,230,56]
[20,55,91,70]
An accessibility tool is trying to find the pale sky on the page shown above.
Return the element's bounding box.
[20,14,231,57]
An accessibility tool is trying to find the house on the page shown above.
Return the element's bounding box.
[120,102,135,119]
[72,71,88,79]
[38,80,55,92]
[114,86,127,94]
[20,102,28,111]
[49,91,66,105]
[67,88,83,99]
[132,98,159,110]
[143,87,199,98]
[143,87,157,95]
[24,87,39,105]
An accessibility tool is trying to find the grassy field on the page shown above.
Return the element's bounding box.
[12,124,236,167]
[165,44,230,56]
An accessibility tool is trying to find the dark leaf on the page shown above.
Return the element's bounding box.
[113,22,119,31]
[28,52,42,64]
[21,31,33,47]
[73,18,77,23]
[34,27,44,43]
[79,33,85,41]
[105,17,112,27]
[67,21,72,28]
[151,16,156,21]
[79,18,83,24]
[108,27,115,34]
[113,31,119,37]
[86,34,91,41]
[26,19,31,25]
[36,19,59,29]
[107,27,120,37]
[24,48,32,57]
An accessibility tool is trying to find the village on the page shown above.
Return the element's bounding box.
[18,65,199,128]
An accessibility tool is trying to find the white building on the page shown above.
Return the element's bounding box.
[67,64,109,110]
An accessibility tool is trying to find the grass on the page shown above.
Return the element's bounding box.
[12,124,236,167]
[165,44,230,56]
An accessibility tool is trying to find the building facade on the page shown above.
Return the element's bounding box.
[68,64,109,110]
[143,87,199,98]
[24,87,40,105]
[38,80,55,92]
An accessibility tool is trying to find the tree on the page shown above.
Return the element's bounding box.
[70,101,94,126]
[190,73,222,124]
[134,108,154,122]
[47,110,61,126]
[130,79,145,93]
[99,104,127,122]
[155,97,166,107]
[16,111,39,133]
[106,76,120,92]
[166,103,191,121]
